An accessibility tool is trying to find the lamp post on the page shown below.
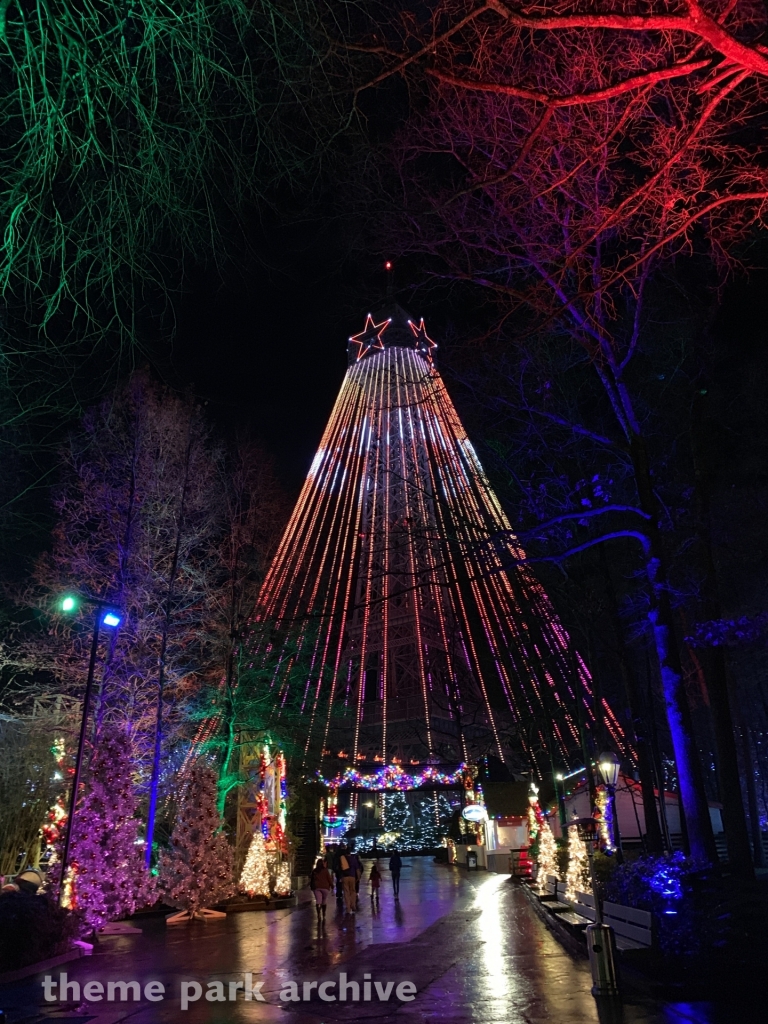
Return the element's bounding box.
[58,595,121,906]
[597,749,623,864]
[568,818,620,998]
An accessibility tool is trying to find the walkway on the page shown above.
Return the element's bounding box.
[0,859,750,1024]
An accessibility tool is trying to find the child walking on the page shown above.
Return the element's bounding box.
[369,861,381,905]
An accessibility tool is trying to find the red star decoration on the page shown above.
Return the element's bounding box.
[408,318,437,361]
[349,314,390,361]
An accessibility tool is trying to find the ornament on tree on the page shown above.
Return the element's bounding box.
[239,830,271,898]
[564,822,591,900]
[47,727,153,931]
[160,762,234,923]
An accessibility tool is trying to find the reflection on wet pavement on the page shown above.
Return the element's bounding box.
[0,858,752,1024]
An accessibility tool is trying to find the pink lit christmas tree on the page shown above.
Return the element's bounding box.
[159,762,234,922]
[49,727,152,930]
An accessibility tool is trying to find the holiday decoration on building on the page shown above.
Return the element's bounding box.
[159,761,234,923]
[248,302,624,769]
[564,822,591,900]
[47,728,152,930]
[239,830,271,898]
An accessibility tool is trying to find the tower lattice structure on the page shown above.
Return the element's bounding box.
[252,304,623,769]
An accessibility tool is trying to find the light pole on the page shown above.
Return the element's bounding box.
[568,818,620,998]
[597,749,623,864]
[58,594,121,906]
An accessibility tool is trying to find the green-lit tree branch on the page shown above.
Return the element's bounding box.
[0,0,343,343]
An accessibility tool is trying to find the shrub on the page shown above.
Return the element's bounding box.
[603,852,702,956]
[0,893,81,971]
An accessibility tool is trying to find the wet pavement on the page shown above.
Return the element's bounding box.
[0,859,751,1024]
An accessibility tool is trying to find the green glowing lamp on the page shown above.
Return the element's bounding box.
[61,595,77,613]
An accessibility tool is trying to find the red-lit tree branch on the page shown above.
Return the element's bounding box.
[427,58,713,107]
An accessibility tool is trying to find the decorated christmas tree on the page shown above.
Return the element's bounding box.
[272,858,292,897]
[412,793,455,848]
[383,792,415,849]
[536,819,559,881]
[239,830,271,898]
[564,823,591,900]
[159,762,234,921]
[48,727,152,930]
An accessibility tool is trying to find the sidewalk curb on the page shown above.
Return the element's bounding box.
[0,945,87,985]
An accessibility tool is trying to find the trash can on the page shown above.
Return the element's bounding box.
[467,850,478,870]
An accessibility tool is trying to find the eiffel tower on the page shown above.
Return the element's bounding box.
[252,303,624,771]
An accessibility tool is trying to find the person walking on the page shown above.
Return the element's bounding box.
[339,846,358,913]
[310,858,333,925]
[389,850,402,898]
[347,848,363,910]
[328,845,343,902]
[369,861,381,906]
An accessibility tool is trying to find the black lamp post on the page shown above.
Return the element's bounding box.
[58,595,121,906]
[597,749,623,863]
[568,817,620,997]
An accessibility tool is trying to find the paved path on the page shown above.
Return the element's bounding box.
[0,859,749,1024]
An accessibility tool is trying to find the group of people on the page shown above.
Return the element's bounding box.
[309,848,403,921]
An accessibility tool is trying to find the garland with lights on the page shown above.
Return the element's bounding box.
[317,763,469,792]
[594,786,616,855]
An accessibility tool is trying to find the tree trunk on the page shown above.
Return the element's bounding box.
[629,434,718,866]
[734,702,766,869]
[690,400,754,879]
[599,546,664,853]
[145,418,196,866]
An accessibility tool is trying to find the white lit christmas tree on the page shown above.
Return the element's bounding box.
[272,858,292,897]
[564,822,591,900]
[49,727,152,930]
[159,762,234,922]
[239,830,271,898]
[536,818,559,882]
[383,791,415,848]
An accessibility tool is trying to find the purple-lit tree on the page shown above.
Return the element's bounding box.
[47,727,153,930]
[10,372,223,778]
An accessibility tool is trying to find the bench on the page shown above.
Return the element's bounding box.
[533,873,559,900]
[531,874,571,913]
[603,901,653,951]
[552,890,597,931]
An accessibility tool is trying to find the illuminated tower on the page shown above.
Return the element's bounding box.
[253,304,623,769]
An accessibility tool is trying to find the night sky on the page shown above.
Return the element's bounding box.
[168,215,443,496]
[169,209,768,505]
[170,218,378,493]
